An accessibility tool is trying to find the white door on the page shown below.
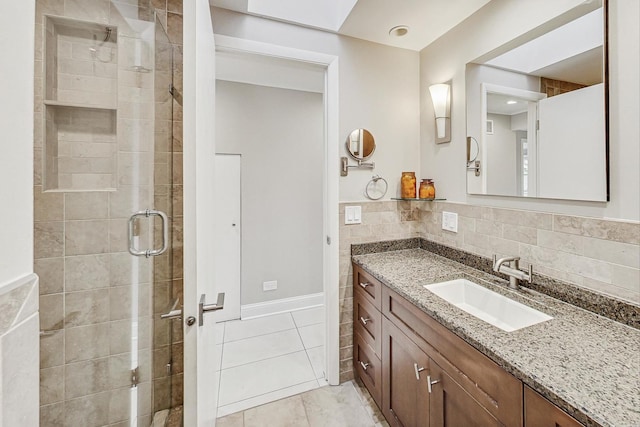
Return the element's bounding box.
[183,0,219,425]
[214,154,241,322]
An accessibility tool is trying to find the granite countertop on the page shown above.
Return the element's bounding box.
[352,248,640,427]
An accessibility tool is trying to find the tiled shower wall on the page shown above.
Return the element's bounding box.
[338,200,640,382]
[34,0,183,425]
[151,0,184,414]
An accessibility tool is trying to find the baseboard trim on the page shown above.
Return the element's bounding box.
[241,292,324,320]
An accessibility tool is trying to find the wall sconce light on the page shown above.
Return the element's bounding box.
[429,83,451,143]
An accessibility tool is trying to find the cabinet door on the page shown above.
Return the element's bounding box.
[429,361,503,427]
[382,318,430,427]
[524,386,583,427]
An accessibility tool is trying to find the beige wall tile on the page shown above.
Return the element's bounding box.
[582,277,640,304]
[40,366,65,405]
[611,265,640,292]
[582,237,640,269]
[537,229,584,255]
[108,386,131,424]
[34,221,64,259]
[35,257,64,295]
[483,207,553,230]
[65,289,110,327]
[40,329,64,368]
[65,254,110,291]
[65,192,109,220]
[65,323,110,363]
[40,402,64,426]
[65,219,109,255]
[475,219,502,236]
[553,215,640,245]
[503,225,537,245]
[40,293,64,331]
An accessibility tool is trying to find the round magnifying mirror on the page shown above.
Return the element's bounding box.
[346,129,375,161]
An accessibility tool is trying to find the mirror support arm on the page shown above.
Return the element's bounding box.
[341,157,375,176]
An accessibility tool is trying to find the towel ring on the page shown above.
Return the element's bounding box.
[365,175,388,200]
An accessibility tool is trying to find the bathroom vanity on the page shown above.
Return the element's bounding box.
[351,243,640,427]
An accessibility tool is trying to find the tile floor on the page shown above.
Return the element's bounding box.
[217,380,389,427]
[215,306,328,417]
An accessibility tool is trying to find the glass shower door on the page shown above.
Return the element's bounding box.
[35,1,183,426]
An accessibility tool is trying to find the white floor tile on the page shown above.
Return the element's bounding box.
[215,322,225,344]
[306,346,325,379]
[216,380,319,418]
[291,306,325,328]
[298,323,324,349]
[218,350,316,407]
[215,344,223,372]
[224,313,295,342]
[221,329,304,370]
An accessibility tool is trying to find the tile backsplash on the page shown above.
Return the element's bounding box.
[338,200,640,382]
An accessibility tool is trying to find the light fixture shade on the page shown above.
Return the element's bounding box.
[429,83,451,141]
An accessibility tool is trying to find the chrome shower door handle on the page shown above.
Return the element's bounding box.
[128,209,169,257]
[198,293,225,326]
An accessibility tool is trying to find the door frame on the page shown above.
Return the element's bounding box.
[214,34,340,385]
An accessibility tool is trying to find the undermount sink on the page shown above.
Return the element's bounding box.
[424,279,553,332]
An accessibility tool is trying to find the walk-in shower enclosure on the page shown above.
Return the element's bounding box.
[35,0,184,425]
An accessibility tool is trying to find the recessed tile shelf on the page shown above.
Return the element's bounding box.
[43,16,119,192]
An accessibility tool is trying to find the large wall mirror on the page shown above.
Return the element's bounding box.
[466,0,609,202]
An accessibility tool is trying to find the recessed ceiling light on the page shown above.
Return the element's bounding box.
[507,100,518,105]
[389,25,409,37]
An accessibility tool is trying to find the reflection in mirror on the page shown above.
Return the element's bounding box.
[467,136,479,164]
[466,0,608,202]
[345,128,376,161]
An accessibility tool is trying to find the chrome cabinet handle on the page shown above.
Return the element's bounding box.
[359,282,371,289]
[198,292,225,326]
[128,209,169,257]
[414,363,426,380]
[360,316,370,325]
[427,375,440,393]
[360,361,370,371]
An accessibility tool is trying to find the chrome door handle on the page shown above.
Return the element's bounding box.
[198,292,225,326]
[427,375,440,393]
[360,316,370,325]
[414,363,426,380]
[128,209,169,257]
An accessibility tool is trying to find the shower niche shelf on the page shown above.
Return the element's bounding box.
[42,16,119,192]
[44,15,118,108]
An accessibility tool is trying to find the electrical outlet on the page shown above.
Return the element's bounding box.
[442,211,458,233]
[263,280,277,291]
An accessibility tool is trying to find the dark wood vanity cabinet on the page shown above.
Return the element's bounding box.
[382,318,430,427]
[524,386,583,427]
[353,264,527,427]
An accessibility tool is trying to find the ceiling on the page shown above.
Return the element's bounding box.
[209,0,492,51]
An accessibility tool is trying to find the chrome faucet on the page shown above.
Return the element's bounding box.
[492,255,533,290]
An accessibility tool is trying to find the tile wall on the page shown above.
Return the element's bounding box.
[338,200,640,382]
[34,0,184,425]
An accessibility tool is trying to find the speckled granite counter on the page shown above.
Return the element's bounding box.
[352,248,640,427]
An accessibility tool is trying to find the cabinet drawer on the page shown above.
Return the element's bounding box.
[525,386,583,427]
[354,332,382,407]
[354,289,382,358]
[382,285,523,427]
[353,265,382,310]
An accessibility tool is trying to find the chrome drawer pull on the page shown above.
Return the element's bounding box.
[427,375,440,393]
[360,361,370,371]
[414,363,425,380]
[359,282,371,289]
[360,316,371,325]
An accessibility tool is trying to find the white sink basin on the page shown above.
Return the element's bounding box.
[424,279,553,332]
